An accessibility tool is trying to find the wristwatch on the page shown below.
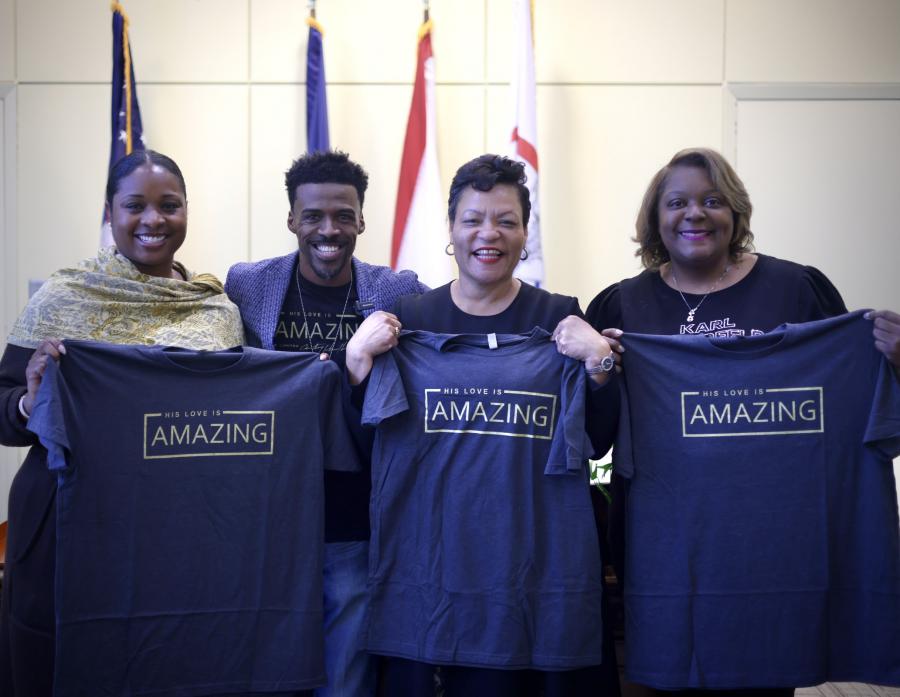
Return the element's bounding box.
[585,353,615,375]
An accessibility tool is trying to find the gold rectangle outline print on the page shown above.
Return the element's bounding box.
[680,387,824,438]
[423,388,557,440]
[143,410,276,459]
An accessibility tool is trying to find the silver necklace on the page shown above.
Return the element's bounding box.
[295,262,354,358]
[670,264,730,323]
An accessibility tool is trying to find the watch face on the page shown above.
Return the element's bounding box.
[600,354,615,372]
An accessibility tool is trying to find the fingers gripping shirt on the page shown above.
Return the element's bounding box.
[361,328,604,670]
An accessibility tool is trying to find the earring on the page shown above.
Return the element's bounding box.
[520,247,529,261]
[445,243,454,256]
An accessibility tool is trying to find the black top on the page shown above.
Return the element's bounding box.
[586,254,847,336]
[395,281,581,333]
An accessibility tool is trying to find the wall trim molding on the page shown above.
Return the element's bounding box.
[727,82,900,101]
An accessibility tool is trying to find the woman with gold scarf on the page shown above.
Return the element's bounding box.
[0,150,243,696]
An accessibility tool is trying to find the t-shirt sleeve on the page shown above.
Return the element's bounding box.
[611,369,635,479]
[26,359,71,472]
[318,362,362,472]
[799,265,848,320]
[361,350,409,427]
[544,357,592,476]
[863,356,900,459]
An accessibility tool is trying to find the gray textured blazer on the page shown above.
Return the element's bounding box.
[225,252,427,349]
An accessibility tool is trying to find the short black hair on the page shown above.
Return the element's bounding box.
[284,150,369,208]
[106,150,186,207]
[447,154,531,226]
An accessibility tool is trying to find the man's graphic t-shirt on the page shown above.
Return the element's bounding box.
[275,270,361,357]
[362,329,604,670]
[275,264,370,543]
[28,341,359,697]
[615,311,900,688]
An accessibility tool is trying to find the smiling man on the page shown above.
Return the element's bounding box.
[225,150,426,697]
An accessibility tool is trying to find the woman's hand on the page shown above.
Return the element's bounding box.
[22,338,66,418]
[345,312,402,385]
[551,315,617,385]
[866,310,900,370]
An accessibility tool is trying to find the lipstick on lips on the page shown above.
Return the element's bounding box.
[473,247,503,263]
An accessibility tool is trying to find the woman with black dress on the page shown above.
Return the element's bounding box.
[346,154,618,697]
[585,146,900,697]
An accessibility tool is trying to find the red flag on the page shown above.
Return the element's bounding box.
[391,20,451,287]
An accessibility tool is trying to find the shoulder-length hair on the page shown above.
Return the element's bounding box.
[635,147,754,269]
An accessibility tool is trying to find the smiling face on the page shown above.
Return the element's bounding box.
[288,182,363,286]
[450,184,526,292]
[108,164,187,278]
[657,165,734,273]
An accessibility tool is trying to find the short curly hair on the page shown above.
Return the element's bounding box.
[635,147,754,270]
[284,150,369,209]
[447,154,531,227]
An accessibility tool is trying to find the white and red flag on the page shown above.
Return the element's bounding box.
[510,0,543,287]
[391,18,452,288]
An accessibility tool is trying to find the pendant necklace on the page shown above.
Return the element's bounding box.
[295,262,353,359]
[670,263,730,323]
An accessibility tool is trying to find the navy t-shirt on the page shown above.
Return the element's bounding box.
[615,311,900,688]
[28,341,359,697]
[361,329,604,669]
[277,265,371,542]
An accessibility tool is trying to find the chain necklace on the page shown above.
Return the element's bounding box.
[670,263,730,323]
[295,262,353,359]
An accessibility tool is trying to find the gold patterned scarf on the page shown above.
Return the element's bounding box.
[8,247,244,351]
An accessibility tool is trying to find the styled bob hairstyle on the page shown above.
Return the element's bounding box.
[634,147,754,270]
[447,154,531,227]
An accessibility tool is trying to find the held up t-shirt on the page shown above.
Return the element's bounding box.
[361,328,604,670]
[615,311,900,689]
[28,341,359,697]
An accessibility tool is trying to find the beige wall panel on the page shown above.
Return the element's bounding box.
[487,0,724,84]
[726,0,900,83]
[250,0,307,83]
[735,99,900,313]
[434,86,486,212]
[248,85,307,263]
[251,0,483,84]
[0,0,14,82]
[17,0,109,82]
[126,0,249,83]
[487,84,723,309]
[138,85,249,283]
[17,85,109,301]
[251,0,454,85]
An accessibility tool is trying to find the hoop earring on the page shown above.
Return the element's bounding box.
[445,243,454,256]
[520,247,529,261]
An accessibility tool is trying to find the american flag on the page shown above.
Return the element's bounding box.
[103,2,145,244]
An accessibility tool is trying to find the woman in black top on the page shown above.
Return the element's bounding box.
[585,147,900,697]
[347,154,618,697]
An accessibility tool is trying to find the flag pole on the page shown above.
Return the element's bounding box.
[308,0,316,20]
